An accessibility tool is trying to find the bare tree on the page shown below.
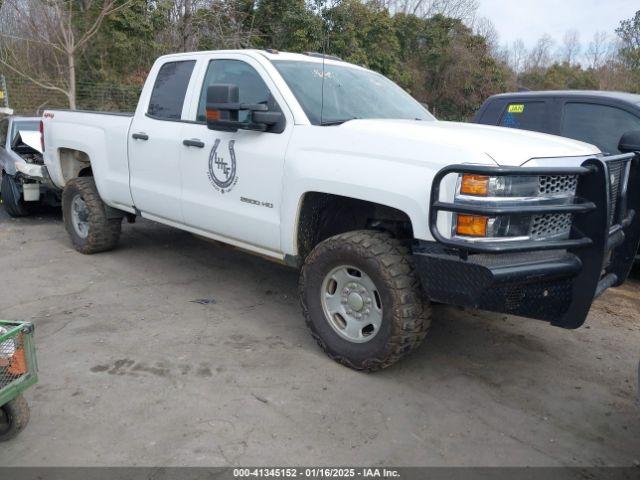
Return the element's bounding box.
[474,16,499,55]
[586,31,609,69]
[373,0,479,20]
[559,29,581,65]
[0,0,130,109]
[192,0,259,50]
[526,34,554,70]
[509,39,527,74]
[155,0,212,53]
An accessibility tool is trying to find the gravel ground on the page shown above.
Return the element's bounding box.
[0,208,638,466]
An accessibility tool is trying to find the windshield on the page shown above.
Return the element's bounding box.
[11,120,40,143]
[272,60,434,125]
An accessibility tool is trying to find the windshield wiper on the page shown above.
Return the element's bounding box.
[320,117,358,126]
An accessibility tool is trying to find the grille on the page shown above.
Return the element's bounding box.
[538,175,578,195]
[607,160,625,225]
[531,213,573,240]
[0,328,27,390]
[531,175,578,240]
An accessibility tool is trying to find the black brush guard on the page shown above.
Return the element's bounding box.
[413,153,640,329]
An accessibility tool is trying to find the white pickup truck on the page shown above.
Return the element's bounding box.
[41,49,640,371]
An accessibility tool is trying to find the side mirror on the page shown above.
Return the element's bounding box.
[206,84,284,133]
[206,84,240,132]
[618,130,640,153]
[252,110,282,126]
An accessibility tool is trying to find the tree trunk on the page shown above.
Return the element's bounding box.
[182,0,193,52]
[67,49,77,110]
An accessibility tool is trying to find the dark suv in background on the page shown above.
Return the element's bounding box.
[474,90,640,156]
[476,91,640,400]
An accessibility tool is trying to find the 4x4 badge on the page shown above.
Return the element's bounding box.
[207,139,239,194]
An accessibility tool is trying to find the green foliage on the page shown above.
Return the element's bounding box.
[324,0,401,78]
[617,10,640,70]
[76,0,170,110]
[84,0,166,82]
[391,13,509,120]
[70,0,509,119]
[6,1,640,117]
[253,0,323,51]
[519,62,598,91]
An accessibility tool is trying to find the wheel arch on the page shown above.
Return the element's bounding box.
[293,191,415,262]
[58,147,92,183]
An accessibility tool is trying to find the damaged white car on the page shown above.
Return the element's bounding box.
[0,116,59,217]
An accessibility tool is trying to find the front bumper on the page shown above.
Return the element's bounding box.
[14,161,48,181]
[414,153,640,329]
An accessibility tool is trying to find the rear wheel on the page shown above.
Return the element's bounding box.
[62,177,122,254]
[0,395,30,442]
[300,230,431,371]
[1,172,29,217]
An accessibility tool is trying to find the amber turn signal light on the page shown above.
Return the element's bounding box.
[206,109,221,121]
[456,214,488,237]
[460,174,489,196]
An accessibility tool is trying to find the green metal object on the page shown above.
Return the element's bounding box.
[0,320,38,407]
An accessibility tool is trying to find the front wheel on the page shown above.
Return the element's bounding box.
[62,177,122,254]
[299,230,431,371]
[0,395,30,441]
[1,172,30,217]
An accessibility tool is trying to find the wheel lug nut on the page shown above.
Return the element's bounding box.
[365,309,370,315]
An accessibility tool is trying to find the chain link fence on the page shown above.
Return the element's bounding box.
[1,76,142,116]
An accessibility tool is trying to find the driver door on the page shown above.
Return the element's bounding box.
[180,56,293,255]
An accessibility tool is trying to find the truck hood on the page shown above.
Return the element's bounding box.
[15,130,43,154]
[340,119,600,166]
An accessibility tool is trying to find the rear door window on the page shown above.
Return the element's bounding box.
[148,60,196,120]
[561,102,640,154]
[499,102,548,133]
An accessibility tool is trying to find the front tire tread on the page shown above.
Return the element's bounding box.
[300,230,431,372]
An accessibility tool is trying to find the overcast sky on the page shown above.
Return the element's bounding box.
[477,0,638,49]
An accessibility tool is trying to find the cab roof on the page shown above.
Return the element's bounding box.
[157,49,350,67]
[489,90,640,105]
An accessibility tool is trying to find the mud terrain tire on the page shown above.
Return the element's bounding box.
[62,177,121,254]
[300,230,431,371]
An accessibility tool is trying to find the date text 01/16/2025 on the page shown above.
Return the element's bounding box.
[232,468,401,478]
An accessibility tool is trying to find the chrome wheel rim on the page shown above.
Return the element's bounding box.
[70,194,89,239]
[320,265,383,343]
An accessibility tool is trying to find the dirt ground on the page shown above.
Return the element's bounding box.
[0,208,638,467]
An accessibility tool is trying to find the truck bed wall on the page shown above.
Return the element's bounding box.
[42,110,135,212]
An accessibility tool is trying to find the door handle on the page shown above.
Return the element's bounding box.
[182,139,205,148]
[132,132,149,141]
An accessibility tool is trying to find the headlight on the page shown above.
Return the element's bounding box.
[453,174,577,241]
[459,174,540,198]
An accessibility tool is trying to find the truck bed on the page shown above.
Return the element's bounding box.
[42,109,135,211]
